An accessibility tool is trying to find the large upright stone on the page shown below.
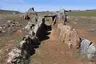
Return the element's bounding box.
[80,39,96,60]
[87,43,96,60]
[27,7,35,14]
[25,7,38,19]
[70,29,80,49]
[60,9,65,15]
[80,39,91,54]
[57,9,67,24]
[57,23,80,49]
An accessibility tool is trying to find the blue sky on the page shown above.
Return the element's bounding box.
[0,0,96,12]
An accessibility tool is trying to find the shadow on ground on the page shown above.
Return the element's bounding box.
[37,24,52,41]
[22,24,52,64]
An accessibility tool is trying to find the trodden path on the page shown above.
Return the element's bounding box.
[32,29,91,64]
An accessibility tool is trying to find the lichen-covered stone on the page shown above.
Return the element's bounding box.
[57,23,80,49]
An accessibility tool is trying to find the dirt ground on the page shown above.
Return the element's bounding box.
[32,29,93,64]
[69,16,96,43]
[72,24,96,44]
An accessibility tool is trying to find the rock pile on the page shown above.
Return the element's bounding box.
[56,9,67,24]
[27,7,36,14]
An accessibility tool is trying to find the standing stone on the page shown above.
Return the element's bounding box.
[70,29,80,49]
[27,7,35,14]
[24,22,32,31]
[7,48,21,63]
[87,43,96,60]
[57,23,80,49]
[80,39,96,60]
[80,39,92,54]
[57,9,67,24]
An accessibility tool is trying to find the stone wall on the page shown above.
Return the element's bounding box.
[55,12,96,61]
[7,17,45,64]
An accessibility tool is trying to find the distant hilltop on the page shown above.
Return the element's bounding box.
[0,9,21,14]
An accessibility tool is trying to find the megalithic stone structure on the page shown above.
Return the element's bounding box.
[7,15,45,64]
[55,10,96,61]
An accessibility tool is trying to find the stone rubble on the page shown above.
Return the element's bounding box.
[0,20,21,36]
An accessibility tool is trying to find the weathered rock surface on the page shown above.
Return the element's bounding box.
[56,22,96,60]
[57,23,80,49]
[7,17,45,64]
[27,8,36,14]
[56,9,67,24]
[80,39,96,60]
[25,8,38,20]
[7,48,22,63]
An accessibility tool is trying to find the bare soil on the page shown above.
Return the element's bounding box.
[69,16,96,43]
[32,29,91,64]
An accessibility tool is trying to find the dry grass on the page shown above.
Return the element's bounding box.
[0,14,27,64]
[67,11,96,16]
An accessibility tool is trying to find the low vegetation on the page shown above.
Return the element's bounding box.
[67,11,96,16]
